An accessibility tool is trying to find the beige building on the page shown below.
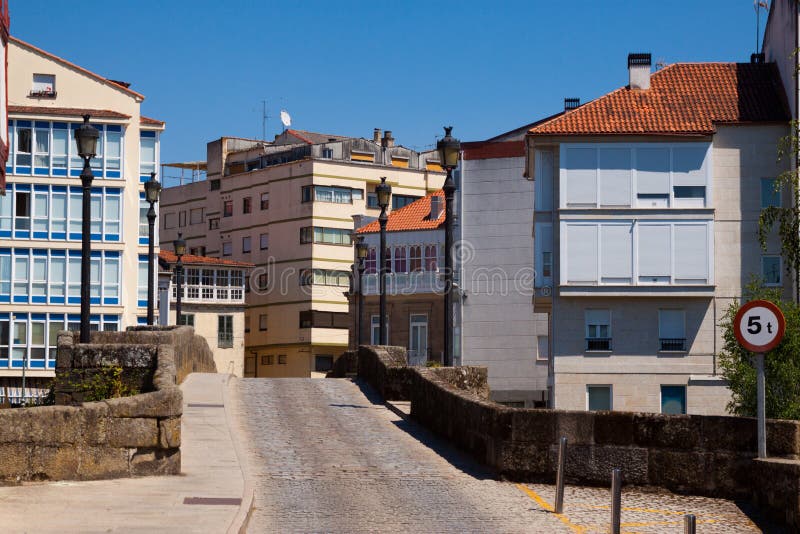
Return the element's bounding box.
[160,129,444,377]
[1,36,164,402]
[158,250,252,376]
[526,53,791,415]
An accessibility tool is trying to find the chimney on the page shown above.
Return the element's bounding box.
[751,52,765,64]
[564,97,580,111]
[382,130,394,148]
[628,53,652,90]
[373,128,381,143]
[430,195,443,220]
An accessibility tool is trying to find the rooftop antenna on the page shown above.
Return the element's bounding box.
[755,1,769,54]
[655,58,667,71]
[261,100,271,141]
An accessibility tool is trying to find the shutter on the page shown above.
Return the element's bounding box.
[674,224,708,282]
[638,224,671,279]
[535,150,554,211]
[636,148,670,194]
[565,148,597,206]
[659,310,685,338]
[672,146,707,186]
[566,224,597,283]
[598,148,631,206]
[600,224,632,281]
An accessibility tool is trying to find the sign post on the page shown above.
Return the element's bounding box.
[733,299,786,459]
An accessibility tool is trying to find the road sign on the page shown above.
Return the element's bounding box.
[733,299,785,353]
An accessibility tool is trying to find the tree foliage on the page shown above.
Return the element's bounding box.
[718,281,800,420]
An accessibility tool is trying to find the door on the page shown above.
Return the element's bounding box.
[408,314,428,366]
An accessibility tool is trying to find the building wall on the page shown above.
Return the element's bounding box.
[460,155,547,399]
[160,144,443,378]
[168,305,245,377]
[763,0,798,118]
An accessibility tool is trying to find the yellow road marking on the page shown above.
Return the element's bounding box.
[516,484,587,534]
[621,518,718,527]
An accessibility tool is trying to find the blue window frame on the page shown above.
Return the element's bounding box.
[660,385,686,415]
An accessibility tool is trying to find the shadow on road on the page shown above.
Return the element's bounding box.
[351,378,496,481]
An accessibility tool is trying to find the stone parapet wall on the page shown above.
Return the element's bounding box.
[355,345,800,529]
[356,345,413,401]
[0,326,214,484]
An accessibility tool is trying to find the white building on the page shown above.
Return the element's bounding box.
[1,36,164,402]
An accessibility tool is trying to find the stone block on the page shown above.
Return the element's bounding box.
[105,387,182,418]
[511,409,555,444]
[158,417,181,449]
[130,447,181,476]
[28,445,81,481]
[766,419,800,458]
[648,449,711,492]
[708,452,753,497]
[565,445,649,485]
[107,417,158,448]
[701,415,755,452]
[633,413,701,450]
[0,443,29,481]
[78,446,130,480]
[5,405,85,445]
[554,411,595,445]
[594,412,635,446]
[496,441,552,479]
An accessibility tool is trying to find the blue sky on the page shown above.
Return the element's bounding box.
[12,0,769,163]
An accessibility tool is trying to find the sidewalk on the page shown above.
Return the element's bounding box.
[0,373,252,534]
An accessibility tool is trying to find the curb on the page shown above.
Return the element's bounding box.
[222,375,256,534]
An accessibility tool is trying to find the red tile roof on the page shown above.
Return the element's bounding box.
[141,115,165,127]
[10,36,145,101]
[529,62,789,137]
[9,105,130,120]
[462,141,525,160]
[158,250,254,268]
[357,190,445,234]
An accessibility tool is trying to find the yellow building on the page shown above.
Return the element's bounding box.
[160,129,443,377]
[2,37,164,401]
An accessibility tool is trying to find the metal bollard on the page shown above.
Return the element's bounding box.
[554,436,567,514]
[684,514,696,534]
[610,468,622,534]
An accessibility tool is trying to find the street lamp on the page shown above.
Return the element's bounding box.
[437,126,460,366]
[355,236,368,348]
[144,172,162,325]
[174,233,186,325]
[75,115,99,343]
[375,177,392,345]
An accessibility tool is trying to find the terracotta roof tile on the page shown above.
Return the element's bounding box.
[158,250,254,268]
[529,62,789,137]
[357,190,445,234]
[140,115,165,126]
[9,105,130,120]
[462,141,525,160]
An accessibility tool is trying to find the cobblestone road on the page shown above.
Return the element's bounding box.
[231,378,774,533]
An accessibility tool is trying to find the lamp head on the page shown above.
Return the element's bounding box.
[74,114,99,159]
[174,232,187,258]
[375,176,392,209]
[144,172,162,204]
[355,236,368,259]
[436,126,461,170]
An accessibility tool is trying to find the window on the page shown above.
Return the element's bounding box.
[585,309,611,351]
[222,242,232,256]
[762,256,781,286]
[351,151,374,163]
[16,123,32,167]
[218,315,233,348]
[659,310,686,351]
[761,178,781,208]
[179,211,187,227]
[321,148,333,159]
[15,191,30,231]
[365,248,377,274]
[259,314,268,331]
[367,192,379,209]
[190,208,203,225]
[302,185,355,204]
[243,197,252,214]
[542,252,552,278]
[278,355,287,365]
[260,233,269,250]
[140,133,157,176]
[370,315,388,344]
[587,385,612,411]
[242,236,251,253]
[31,73,56,96]
[424,245,438,272]
[262,354,274,365]
[210,179,221,191]
[163,213,176,229]
[661,385,686,415]
[299,269,350,287]
[299,226,352,245]
[260,192,269,210]
[138,255,148,306]
[209,218,219,230]
[256,273,268,290]
[244,314,250,333]
[393,246,407,273]
[178,314,195,327]
[315,355,334,372]
[537,335,549,361]
[299,310,349,329]
[409,246,422,272]
[223,200,233,217]
[392,195,420,210]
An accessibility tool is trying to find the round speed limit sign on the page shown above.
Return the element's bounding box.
[733,299,786,353]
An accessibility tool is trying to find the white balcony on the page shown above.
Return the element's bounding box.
[361,271,444,296]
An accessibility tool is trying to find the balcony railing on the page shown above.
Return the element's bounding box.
[171,284,245,304]
[659,338,686,351]
[361,272,443,296]
[586,337,612,351]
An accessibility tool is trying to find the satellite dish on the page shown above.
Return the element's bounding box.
[280,110,291,128]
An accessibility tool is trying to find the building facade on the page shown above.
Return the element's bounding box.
[160,129,443,378]
[526,54,791,415]
[352,191,446,365]
[1,37,163,402]
[158,251,251,376]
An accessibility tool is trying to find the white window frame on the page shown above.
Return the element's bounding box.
[586,384,613,411]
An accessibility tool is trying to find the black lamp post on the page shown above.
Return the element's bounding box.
[437,126,461,366]
[144,172,162,325]
[174,233,186,325]
[75,115,99,343]
[375,177,392,345]
[355,236,368,348]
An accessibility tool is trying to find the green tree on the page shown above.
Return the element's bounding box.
[718,281,800,419]
[759,120,800,302]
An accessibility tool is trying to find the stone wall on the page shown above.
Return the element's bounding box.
[356,345,414,401]
[356,345,800,529]
[0,326,215,484]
